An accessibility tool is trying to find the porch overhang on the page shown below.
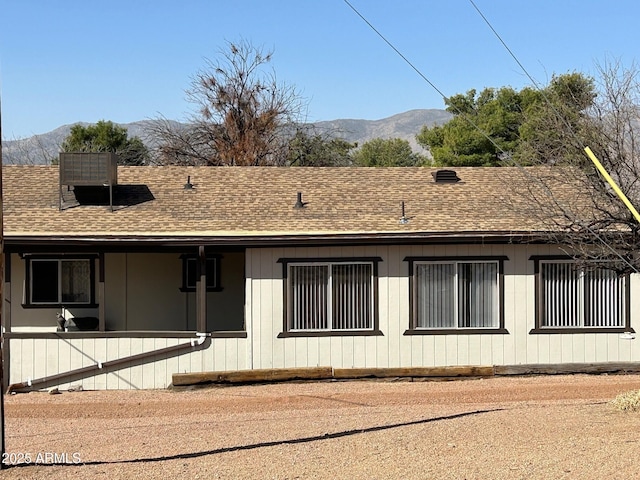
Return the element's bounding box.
[3,230,548,253]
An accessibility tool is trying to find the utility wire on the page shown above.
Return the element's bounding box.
[343,0,637,273]
[467,0,638,273]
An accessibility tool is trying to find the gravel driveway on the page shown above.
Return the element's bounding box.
[1,374,640,479]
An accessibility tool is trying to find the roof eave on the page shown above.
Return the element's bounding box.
[3,230,550,252]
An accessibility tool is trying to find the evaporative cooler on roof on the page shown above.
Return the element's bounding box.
[59,152,119,211]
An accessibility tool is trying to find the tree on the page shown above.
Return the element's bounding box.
[151,40,305,166]
[416,87,525,166]
[351,138,425,166]
[505,61,640,273]
[286,129,355,166]
[416,74,596,167]
[2,134,58,165]
[61,120,149,165]
[515,72,596,165]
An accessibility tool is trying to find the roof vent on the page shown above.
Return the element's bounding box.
[431,169,460,183]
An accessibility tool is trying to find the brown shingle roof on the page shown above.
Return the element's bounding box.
[1,165,570,242]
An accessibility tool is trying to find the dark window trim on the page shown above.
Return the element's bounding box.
[403,256,508,335]
[277,329,384,338]
[277,257,382,336]
[529,256,633,334]
[404,328,509,335]
[179,254,223,292]
[23,254,97,308]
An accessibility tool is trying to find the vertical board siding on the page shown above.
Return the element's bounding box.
[8,243,640,391]
[246,244,640,372]
[8,336,247,390]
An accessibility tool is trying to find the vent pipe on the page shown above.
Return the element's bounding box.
[294,192,305,209]
[184,176,193,190]
[399,201,409,224]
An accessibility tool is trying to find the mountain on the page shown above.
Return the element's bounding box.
[1,109,452,165]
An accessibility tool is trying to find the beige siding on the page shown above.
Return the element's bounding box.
[8,336,247,390]
[246,244,640,370]
[7,243,640,390]
[9,252,245,333]
[9,254,99,331]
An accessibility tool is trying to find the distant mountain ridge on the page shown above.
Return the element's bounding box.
[2,109,452,164]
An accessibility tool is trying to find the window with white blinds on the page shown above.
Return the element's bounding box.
[414,261,499,329]
[541,261,625,328]
[288,262,374,331]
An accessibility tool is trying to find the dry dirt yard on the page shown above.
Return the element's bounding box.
[1,374,640,480]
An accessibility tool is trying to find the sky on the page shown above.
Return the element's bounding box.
[1,0,639,139]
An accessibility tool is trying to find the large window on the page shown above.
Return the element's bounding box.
[26,257,95,306]
[534,259,630,331]
[405,256,507,334]
[278,257,382,336]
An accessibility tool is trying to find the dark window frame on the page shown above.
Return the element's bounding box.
[23,255,97,308]
[403,256,509,335]
[529,255,633,334]
[277,257,383,337]
[179,254,223,292]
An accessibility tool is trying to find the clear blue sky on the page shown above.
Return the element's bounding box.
[1,0,639,139]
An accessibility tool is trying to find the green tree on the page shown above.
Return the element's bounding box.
[287,130,355,166]
[416,87,524,166]
[510,62,640,272]
[351,138,425,167]
[516,72,596,165]
[61,120,149,165]
[416,73,596,167]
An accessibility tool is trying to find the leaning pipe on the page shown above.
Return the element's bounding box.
[7,333,209,393]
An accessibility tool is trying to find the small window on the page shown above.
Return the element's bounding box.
[180,255,221,292]
[404,256,508,334]
[26,257,95,306]
[538,260,627,330]
[278,257,382,336]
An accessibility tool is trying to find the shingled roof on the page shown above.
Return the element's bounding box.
[2,165,575,246]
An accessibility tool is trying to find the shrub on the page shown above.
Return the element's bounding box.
[611,389,640,412]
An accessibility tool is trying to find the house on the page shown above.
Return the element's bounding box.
[2,156,638,390]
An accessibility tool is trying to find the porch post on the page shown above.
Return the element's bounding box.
[3,254,10,334]
[98,252,105,331]
[196,246,207,333]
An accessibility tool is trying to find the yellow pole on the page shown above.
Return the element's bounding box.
[584,146,640,224]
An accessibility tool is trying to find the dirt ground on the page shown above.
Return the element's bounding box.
[1,374,639,479]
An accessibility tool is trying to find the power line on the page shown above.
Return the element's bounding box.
[342,0,638,273]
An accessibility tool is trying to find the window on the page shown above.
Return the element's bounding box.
[26,257,95,306]
[534,259,630,331]
[278,257,382,336]
[405,256,508,334]
[180,255,221,292]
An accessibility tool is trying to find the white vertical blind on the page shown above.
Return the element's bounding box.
[585,268,622,327]
[289,262,373,331]
[416,263,455,328]
[416,261,498,329]
[542,262,623,328]
[332,263,372,330]
[290,265,328,330]
[458,262,498,328]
